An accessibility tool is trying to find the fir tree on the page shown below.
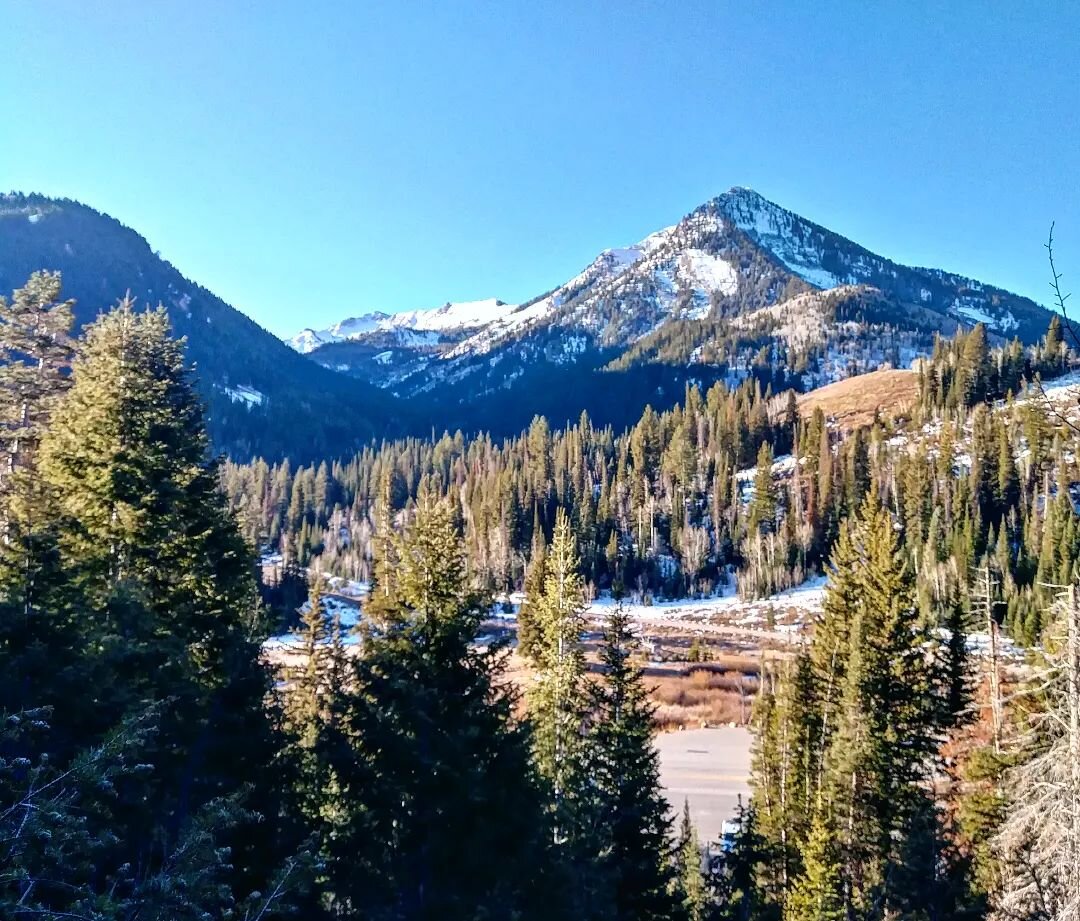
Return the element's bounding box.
[0,271,74,480]
[749,441,777,535]
[518,521,548,663]
[782,812,844,921]
[674,800,710,921]
[583,598,678,921]
[33,302,289,902]
[335,500,557,919]
[529,507,591,843]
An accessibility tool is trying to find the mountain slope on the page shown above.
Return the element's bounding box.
[296,187,1052,436]
[0,193,404,460]
[290,297,515,353]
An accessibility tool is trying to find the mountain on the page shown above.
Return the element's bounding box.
[295,187,1054,436]
[289,297,515,352]
[288,297,518,388]
[0,193,405,461]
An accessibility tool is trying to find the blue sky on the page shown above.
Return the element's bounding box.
[5,1,1079,337]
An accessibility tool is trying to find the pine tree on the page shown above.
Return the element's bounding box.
[0,271,74,481]
[518,521,548,663]
[33,302,289,902]
[335,500,557,919]
[530,507,591,842]
[958,323,990,406]
[0,272,75,645]
[818,499,953,915]
[749,441,777,535]
[712,799,768,921]
[674,800,710,921]
[0,704,312,920]
[583,598,678,921]
[783,812,844,921]
[283,575,331,825]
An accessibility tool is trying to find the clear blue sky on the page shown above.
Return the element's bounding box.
[5,1,1079,337]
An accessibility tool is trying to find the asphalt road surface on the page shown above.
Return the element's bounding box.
[656,726,752,843]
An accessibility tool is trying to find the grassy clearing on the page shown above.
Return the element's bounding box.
[798,368,918,431]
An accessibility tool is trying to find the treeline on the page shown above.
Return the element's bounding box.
[742,498,976,919]
[223,379,804,604]
[0,271,736,919]
[916,316,1068,410]
[226,315,1075,646]
[732,491,1080,921]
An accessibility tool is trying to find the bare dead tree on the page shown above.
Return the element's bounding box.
[972,562,1004,753]
[1030,224,1080,435]
[991,585,1080,921]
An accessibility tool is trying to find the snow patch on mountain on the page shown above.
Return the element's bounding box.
[717,188,843,289]
[385,298,513,332]
[675,249,739,297]
[288,298,514,352]
[448,226,681,359]
[952,300,1019,333]
[224,385,265,407]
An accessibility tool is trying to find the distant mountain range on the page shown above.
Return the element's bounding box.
[289,187,1053,436]
[0,188,1055,459]
[290,297,516,354]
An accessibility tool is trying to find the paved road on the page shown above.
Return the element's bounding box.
[656,727,752,843]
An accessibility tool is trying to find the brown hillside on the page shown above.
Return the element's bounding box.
[797,369,918,431]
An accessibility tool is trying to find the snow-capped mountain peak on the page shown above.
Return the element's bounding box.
[285,188,1052,423]
[288,298,515,352]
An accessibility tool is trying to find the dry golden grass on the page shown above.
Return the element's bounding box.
[649,665,758,730]
[797,369,918,431]
[501,650,761,730]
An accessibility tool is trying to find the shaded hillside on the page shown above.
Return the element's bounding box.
[0,193,405,460]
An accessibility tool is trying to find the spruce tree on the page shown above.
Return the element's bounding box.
[530,507,591,842]
[283,575,331,825]
[583,598,678,921]
[33,302,288,902]
[674,799,710,921]
[749,441,777,535]
[782,813,844,921]
[518,522,548,663]
[712,799,768,921]
[335,500,557,919]
[817,498,953,915]
[0,271,74,480]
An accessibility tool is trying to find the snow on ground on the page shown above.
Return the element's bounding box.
[935,628,1026,662]
[733,454,801,502]
[952,303,996,327]
[1024,367,1080,404]
[224,385,265,407]
[586,574,827,625]
[323,575,369,598]
[951,301,1019,334]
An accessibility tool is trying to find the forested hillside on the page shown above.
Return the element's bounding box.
[0,271,700,918]
[227,313,1075,645]
[4,256,1080,919]
[0,193,405,459]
